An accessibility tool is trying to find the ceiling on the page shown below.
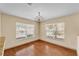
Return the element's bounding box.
[0,3,79,21]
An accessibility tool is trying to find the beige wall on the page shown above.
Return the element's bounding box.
[0,37,5,56]
[77,36,79,55]
[1,12,79,50]
[1,13,39,49]
[40,13,79,50]
[0,13,1,37]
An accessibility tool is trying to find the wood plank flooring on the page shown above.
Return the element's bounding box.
[4,40,77,56]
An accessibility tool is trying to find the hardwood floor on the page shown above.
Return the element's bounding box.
[4,40,77,56]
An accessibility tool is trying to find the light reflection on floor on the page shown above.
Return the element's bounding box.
[4,40,77,56]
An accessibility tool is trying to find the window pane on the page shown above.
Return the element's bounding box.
[45,23,64,40]
[16,22,35,39]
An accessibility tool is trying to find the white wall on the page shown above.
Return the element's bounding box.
[40,13,79,50]
[1,13,39,49]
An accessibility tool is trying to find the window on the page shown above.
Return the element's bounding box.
[45,23,64,40]
[16,22,35,39]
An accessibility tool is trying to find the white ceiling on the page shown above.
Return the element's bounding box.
[0,3,79,21]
